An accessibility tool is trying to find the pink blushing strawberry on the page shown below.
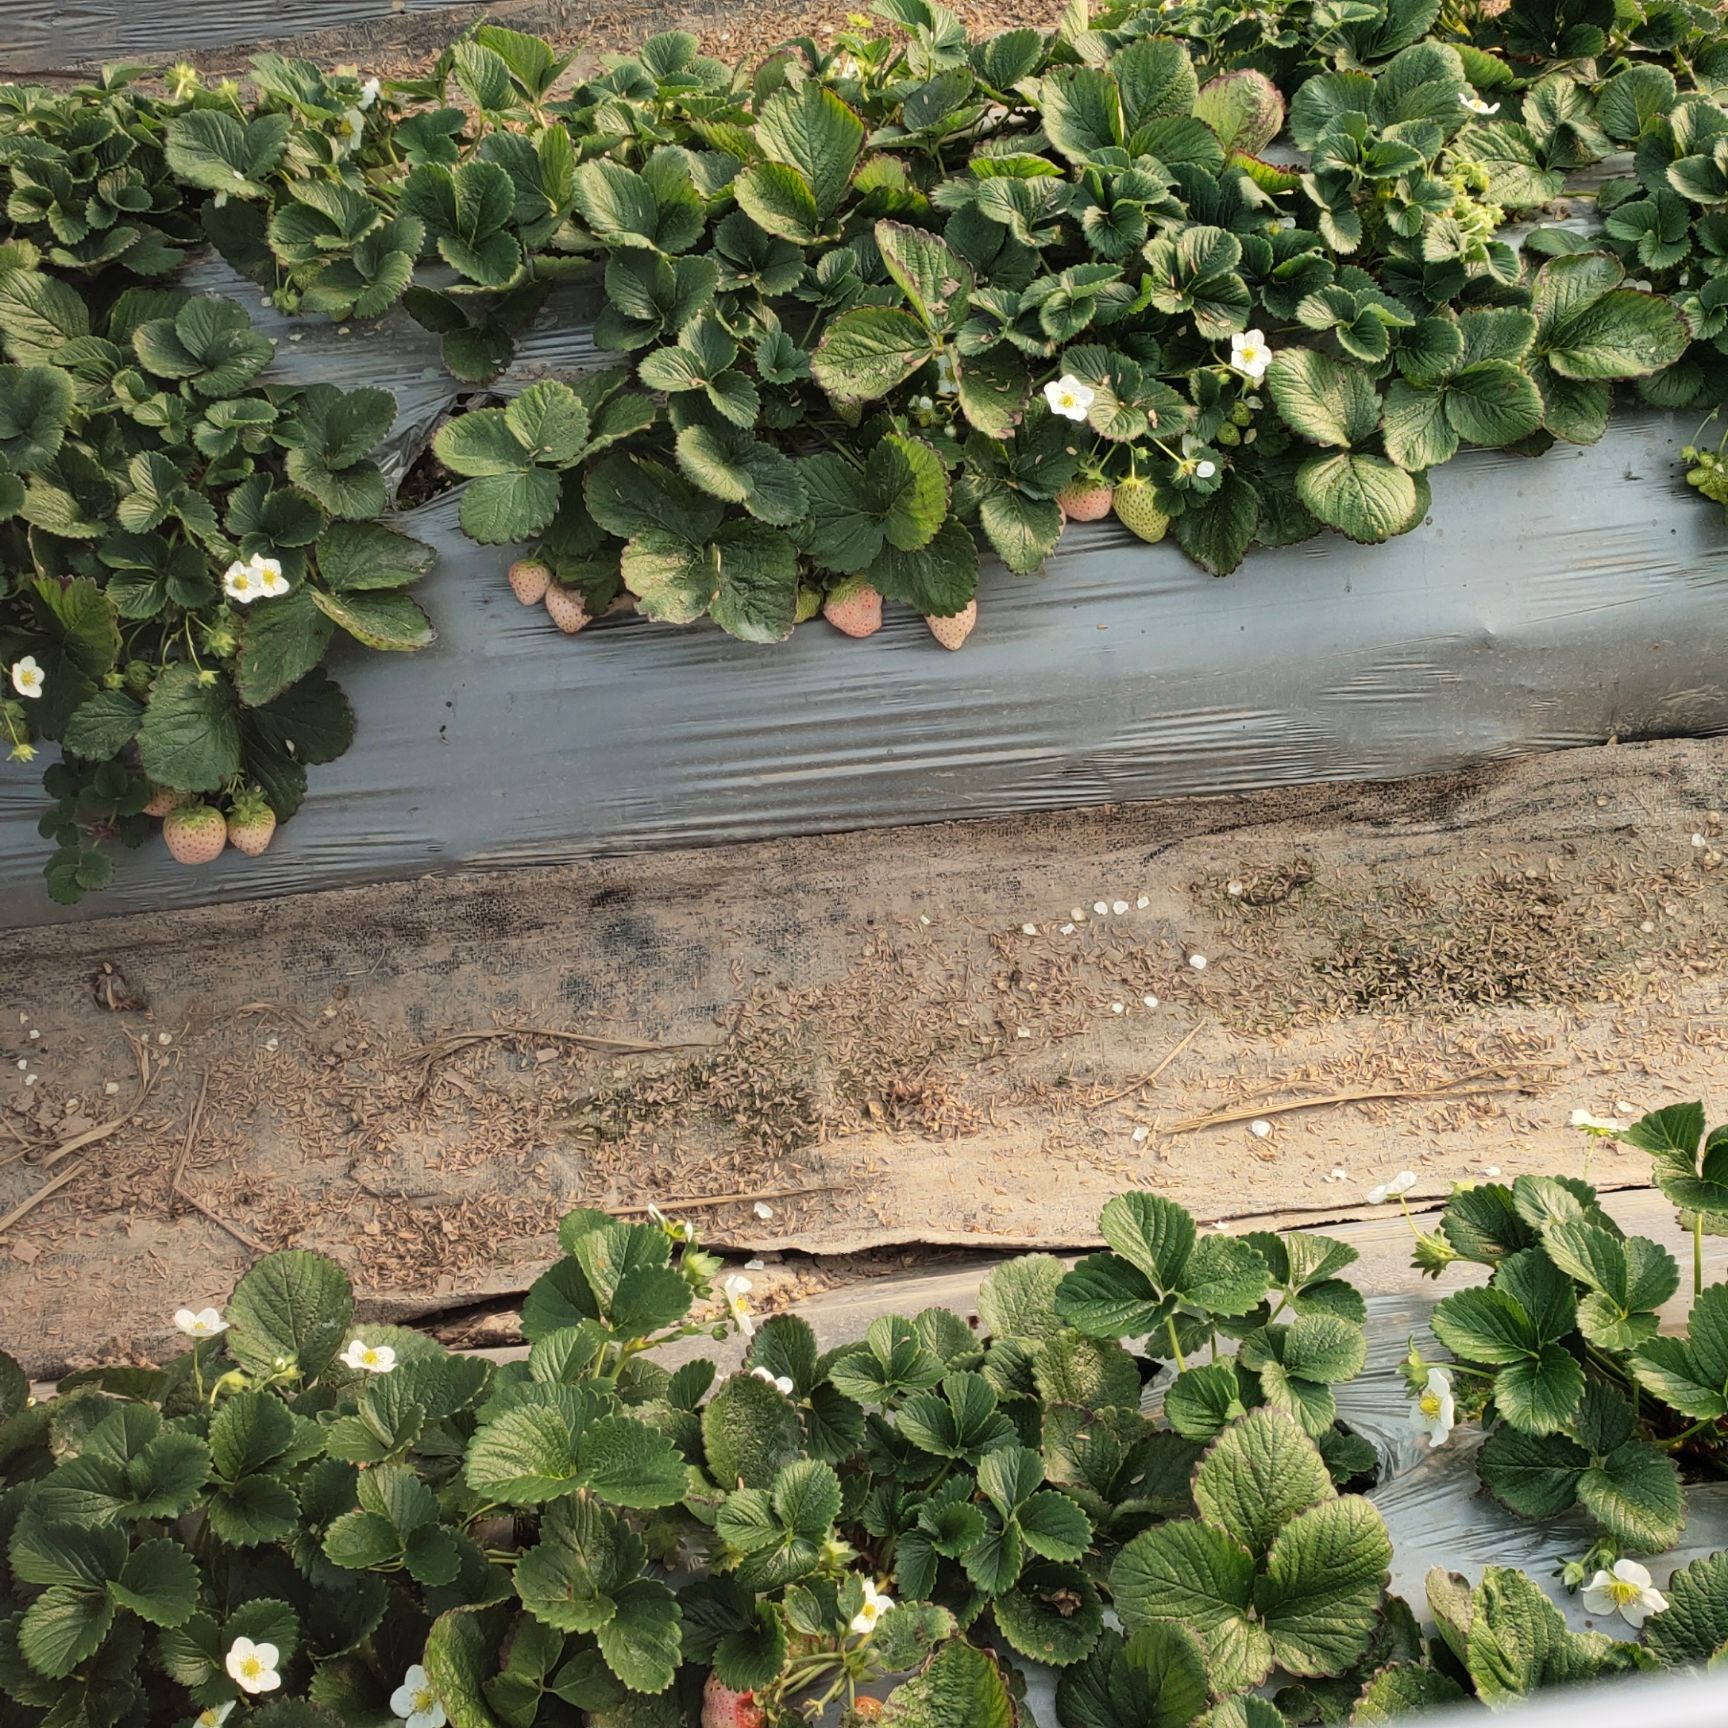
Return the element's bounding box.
[822,580,883,638]
[1057,483,1115,521]
[163,804,227,866]
[507,559,552,605]
[702,1673,768,1728]
[926,599,977,650]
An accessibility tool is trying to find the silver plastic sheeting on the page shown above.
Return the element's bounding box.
[0,0,484,76]
[2,254,1727,927]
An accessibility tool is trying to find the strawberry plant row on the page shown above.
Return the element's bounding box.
[3,0,1728,902]
[5,1103,1728,1726]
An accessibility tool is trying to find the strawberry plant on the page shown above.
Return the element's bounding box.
[0,266,434,902]
[1406,1103,1728,1604]
[6,1157,1728,1725]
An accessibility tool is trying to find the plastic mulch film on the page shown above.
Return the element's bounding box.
[3,258,1728,928]
[0,0,483,76]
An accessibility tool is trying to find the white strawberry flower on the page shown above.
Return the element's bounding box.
[175,1306,229,1338]
[248,553,290,598]
[1459,91,1500,116]
[1229,329,1273,381]
[934,351,958,397]
[196,1704,236,1727]
[1409,1366,1455,1448]
[225,1636,282,1695]
[1043,374,1095,421]
[391,1663,447,1728]
[752,1364,795,1395]
[340,1337,397,1374]
[359,77,382,109]
[1581,1559,1668,1627]
[1570,1109,1625,1135]
[223,559,262,605]
[1366,1170,1416,1205]
[722,1273,755,1339]
[850,1577,895,1637]
[334,107,367,156]
[9,656,44,699]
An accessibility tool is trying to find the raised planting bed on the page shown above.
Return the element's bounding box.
[1,390,1722,927]
[6,1108,1728,1726]
[4,2,1728,920]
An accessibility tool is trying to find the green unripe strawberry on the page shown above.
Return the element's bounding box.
[1113,476,1171,544]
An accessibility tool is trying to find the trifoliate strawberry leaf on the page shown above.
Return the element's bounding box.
[1110,1520,1267,1690]
[812,307,936,400]
[877,220,975,333]
[703,1372,808,1490]
[880,1640,1016,1728]
[164,110,292,198]
[898,1372,1018,1465]
[1543,1221,1677,1351]
[136,664,242,793]
[1631,1282,1728,1418]
[1054,1623,1210,1728]
[1256,1494,1393,1676]
[133,296,272,398]
[1643,1551,1728,1667]
[754,81,864,219]
[826,1315,947,1403]
[585,452,724,544]
[401,160,522,287]
[621,518,797,642]
[1239,1314,1367,1436]
[1194,1409,1335,1557]
[675,423,808,525]
[1531,252,1690,380]
[225,1248,354,1382]
[574,152,704,254]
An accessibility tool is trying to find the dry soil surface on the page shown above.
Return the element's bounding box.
[4,736,1728,1375]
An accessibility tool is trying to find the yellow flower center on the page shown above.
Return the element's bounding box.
[413,1687,436,1710]
[362,1349,379,1364]
[1419,1393,1443,1418]
[242,1658,262,1679]
[1608,1579,1642,1606]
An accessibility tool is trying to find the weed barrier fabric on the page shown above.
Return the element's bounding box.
[0,0,482,75]
[1,262,1727,928]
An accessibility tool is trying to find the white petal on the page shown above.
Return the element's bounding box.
[1612,1559,1653,1589]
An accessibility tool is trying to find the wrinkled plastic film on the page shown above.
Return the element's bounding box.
[4,399,1726,927]
[3,248,1728,927]
[0,0,484,75]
